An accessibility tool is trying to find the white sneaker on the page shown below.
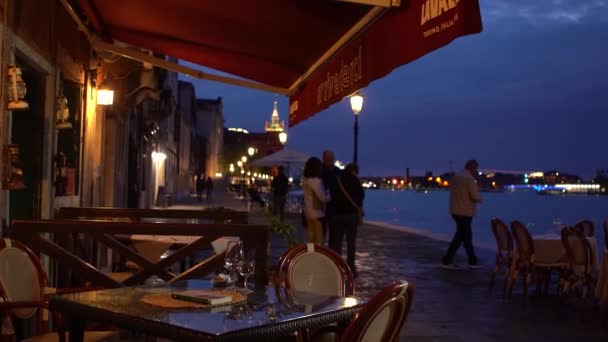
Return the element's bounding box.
[440,263,460,270]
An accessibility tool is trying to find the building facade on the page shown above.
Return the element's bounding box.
[195,97,224,179]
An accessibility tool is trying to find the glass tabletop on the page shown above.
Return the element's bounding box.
[50,280,363,339]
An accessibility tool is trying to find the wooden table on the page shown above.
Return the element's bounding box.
[50,280,363,342]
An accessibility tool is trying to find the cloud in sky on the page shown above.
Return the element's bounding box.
[483,0,608,25]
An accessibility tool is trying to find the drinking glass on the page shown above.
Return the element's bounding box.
[237,249,255,291]
[224,240,242,291]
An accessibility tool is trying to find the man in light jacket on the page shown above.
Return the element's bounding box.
[441,159,482,269]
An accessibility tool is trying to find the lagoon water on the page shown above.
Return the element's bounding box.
[364,189,608,252]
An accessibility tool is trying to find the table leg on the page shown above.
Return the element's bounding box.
[67,316,85,342]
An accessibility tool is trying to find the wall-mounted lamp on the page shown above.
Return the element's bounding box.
[97,89,114,106]
[7,65,28,111]
[151,151,167,162]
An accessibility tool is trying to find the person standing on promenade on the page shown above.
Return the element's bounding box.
[303,157,329,244]
[441,159,483,269]
[329,163,364,277]
[271,166,289,222]
[322,150,340,243]
[206,176,214,202]
[195,174,204,202]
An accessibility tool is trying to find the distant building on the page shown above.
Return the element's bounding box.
[264,101,285,132]
[195,97,224,178]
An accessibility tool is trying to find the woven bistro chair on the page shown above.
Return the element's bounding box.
[0,238,118,342]
[338,280,413,342]
[275,243,354,297]
[275,244,354,342]
[561,227,596,320]
[508,221,558,305]
[489,218,514,297]
[574,220,595,237]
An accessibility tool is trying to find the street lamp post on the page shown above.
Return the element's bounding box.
[279,131,287,145]
[350,92,363,164]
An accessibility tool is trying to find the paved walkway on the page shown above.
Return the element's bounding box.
[170,189,608,341]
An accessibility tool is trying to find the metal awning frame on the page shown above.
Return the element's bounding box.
[61,0,388,96]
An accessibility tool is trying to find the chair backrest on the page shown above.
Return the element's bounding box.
[574,220,594,237]
[340,280,413,342]
[275,243,354,296]
[0,238,47,319]
[561,227,592,275]
[491,218,513,256]
[510,221,534,263]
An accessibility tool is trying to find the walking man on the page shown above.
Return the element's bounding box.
[442,159,482,269]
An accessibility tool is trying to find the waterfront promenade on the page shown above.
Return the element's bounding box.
[171,189,607,341]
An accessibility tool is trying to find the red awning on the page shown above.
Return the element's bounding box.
[73,0,482,126]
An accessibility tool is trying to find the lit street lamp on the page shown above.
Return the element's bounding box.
[279,131,287,145]
[237,161,243,167]
[248,147,255,157]
[241,156,247,163]
[350,92,363,164]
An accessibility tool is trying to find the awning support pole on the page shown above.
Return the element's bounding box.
[288,6,387,93]
[94,40,290,95]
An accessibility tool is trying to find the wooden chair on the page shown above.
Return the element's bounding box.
[489,218,513,297]
[574,220,594,237]
[275,243,354,297]
[338,280,413,342]
[508,221,556,305]
[0,238,118,341]
[561,227,596,320]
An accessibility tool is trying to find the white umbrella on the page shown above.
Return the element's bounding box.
[250,148,310,167]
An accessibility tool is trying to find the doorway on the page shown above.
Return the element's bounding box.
[9,57,45,221]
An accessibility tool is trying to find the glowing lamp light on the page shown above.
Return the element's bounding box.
[229,163,235,173]
[215,172,223,178]
[7,65,28,110]
[247,147,255,156]
[237,161,243,167]
[151,151,166,162]
[278,131,287,144]
[241,156,247,163]
[350,92,363,115]
[97,89,114,106]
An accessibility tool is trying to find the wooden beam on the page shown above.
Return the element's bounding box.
[336,0,401,7]
[169,252,226,283]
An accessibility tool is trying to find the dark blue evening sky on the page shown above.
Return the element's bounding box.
[181,0,608,179]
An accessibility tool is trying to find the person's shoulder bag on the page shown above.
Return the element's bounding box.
[336,176,363,225]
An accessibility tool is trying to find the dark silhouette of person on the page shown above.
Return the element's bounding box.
[206,176,214,202]
[271,166,289,222]
[195,174,204,202]
[248,183,265,208]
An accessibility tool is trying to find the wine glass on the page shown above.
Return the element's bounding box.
[237,249,255,291]
[224,240,242,291]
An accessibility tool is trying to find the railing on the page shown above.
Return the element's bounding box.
[11,220,270,288]
[55,207,248,224]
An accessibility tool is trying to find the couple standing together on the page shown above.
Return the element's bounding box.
[302,150,364,277]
